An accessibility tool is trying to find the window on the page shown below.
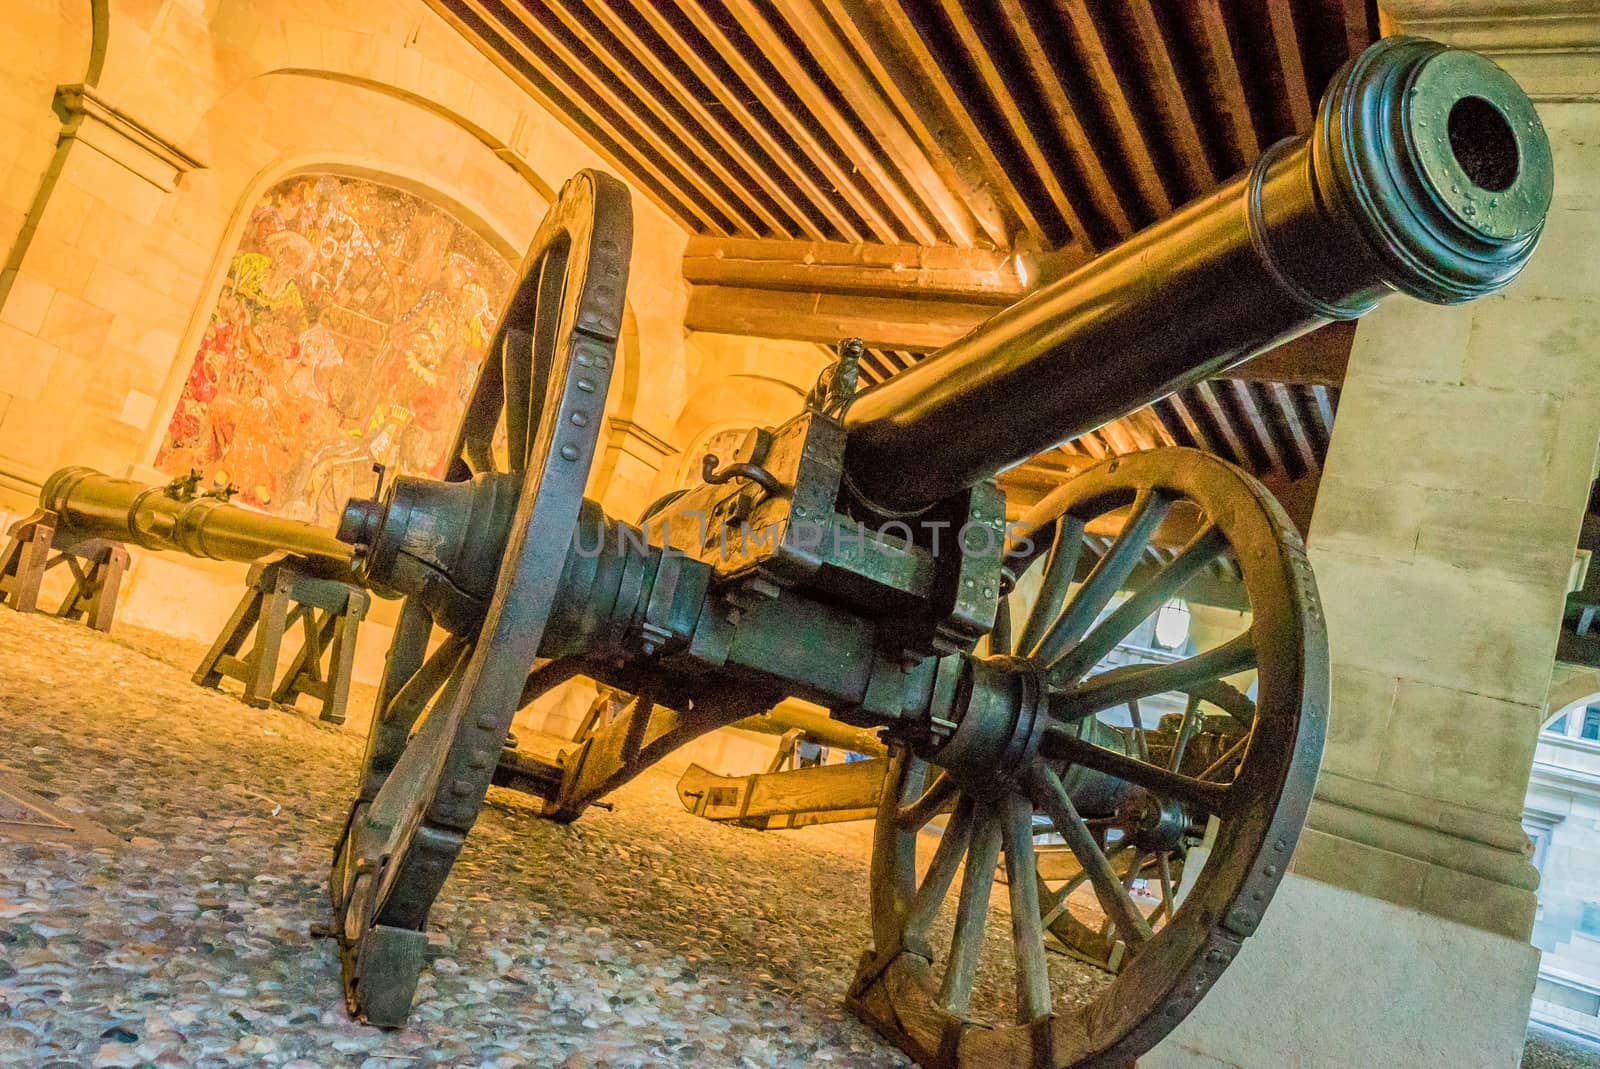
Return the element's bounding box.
[157,173,514,525]
[1584,707,1600,741]
[1547,713,1569,735]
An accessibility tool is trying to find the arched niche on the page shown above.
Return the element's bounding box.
[150,168,521,523]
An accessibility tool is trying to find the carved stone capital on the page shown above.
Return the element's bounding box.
[1382,1,1600,99]
[604,417,679,469]
[53,84,205,192]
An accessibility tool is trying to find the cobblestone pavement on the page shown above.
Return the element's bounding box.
[1524,1025,1600,1069]
[0,610,908,1068]
[0,609,1587,1068]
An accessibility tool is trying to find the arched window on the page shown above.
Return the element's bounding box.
[157,173,515,523]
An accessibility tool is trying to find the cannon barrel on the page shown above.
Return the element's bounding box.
[40,467,353,565]
[840,37,1554,514]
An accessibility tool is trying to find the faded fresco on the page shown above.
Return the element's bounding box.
[158,173,515,524]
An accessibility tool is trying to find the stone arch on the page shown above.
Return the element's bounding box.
[1545,665,1600,729]
[141,106,543,470]
[654,374,807,497]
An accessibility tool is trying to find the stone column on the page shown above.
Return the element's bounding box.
[593,416,680,519]
[1146,9,1600,1067]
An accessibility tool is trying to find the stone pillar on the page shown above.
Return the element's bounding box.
[0,82,202,510]
[593,417,680,520]
[1146,9,1600,1067]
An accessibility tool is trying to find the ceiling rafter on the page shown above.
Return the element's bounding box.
[580,0,828,239]
[436,0,1373,514]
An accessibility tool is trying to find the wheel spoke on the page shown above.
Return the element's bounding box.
[1169,692,1203,772]
[938,802,1003,1016]
[904,795,975,950]
[1041,730,1231,817]
[1039,839,1133,928]
[361,634,469,795]
[1197,735,1250,783]
[895,771,959,831]
[1126,700,1150,762]
[361,645,477,896]
[990,594,1013,657]
[1000,792,1051,1022]
[1154,852,1176,925]
[501,329,534,471]
[452,342,504,477]
[1048,524,1227,683]
[1052,632,1256,720]
[1033,492,1172,667]
[1017,516,1085,656]
[1030,765,1154,946]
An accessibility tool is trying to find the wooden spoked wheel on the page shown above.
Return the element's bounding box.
[1031,678,1251,975]
[849,449,1327,1068]
[328,170,632,1026]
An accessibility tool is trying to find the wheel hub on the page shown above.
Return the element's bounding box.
[921,654,1051,790]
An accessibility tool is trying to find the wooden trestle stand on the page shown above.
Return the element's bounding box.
[193,554,369,725]
[0,509,129,632]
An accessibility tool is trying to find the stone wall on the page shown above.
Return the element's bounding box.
[0,0,695,517]
[0,1,848,783]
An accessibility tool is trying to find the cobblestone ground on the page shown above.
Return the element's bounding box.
[0,609,1588,1069]
[0,610,908,1068]
[1524,1026,1600,1069]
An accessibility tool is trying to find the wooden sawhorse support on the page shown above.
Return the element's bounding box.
[194,555,370,725]
[0,509,129,632]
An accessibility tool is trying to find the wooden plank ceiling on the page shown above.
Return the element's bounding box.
[432,0,1377,525]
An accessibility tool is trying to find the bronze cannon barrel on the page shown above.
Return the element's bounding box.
[840,37,1554,514]
[40,467,353,565]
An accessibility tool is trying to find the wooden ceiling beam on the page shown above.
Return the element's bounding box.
[814,0,1010,247]
[434,0,713,230]
[685,270,1352,388]
[1176,0,1263,172]
[463,0,735,233]
[993,2,1135,241]
[934,0,1095,248]
[683,235,1026,303]
[1209,322,1353,388]
[685,285,999,351]
[625,0,867,241]
[720,2,940,245]
[529,2,783,235]
[1165,392,1221,454]
[1108,0,1220,200]
[579,0,828,240]
[1047,0,1174,221]
[1265,0,1317,130]
[760,0,976,246]
[855,0,1052,248]
[1269,381,1321,473]
[1189,381,1255,471]
[1227,379,1289,475]
[663,0,905,244]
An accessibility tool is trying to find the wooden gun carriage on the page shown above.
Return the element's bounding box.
[23,38,1553,1068]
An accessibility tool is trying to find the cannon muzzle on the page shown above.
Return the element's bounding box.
[840,37,1554,514]
[40,467,352,566]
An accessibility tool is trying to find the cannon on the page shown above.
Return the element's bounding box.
[26,37,1551,1068]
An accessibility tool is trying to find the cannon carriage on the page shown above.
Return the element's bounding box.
[18,37,1553,1069]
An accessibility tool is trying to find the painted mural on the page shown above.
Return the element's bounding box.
[158,173,515,524]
